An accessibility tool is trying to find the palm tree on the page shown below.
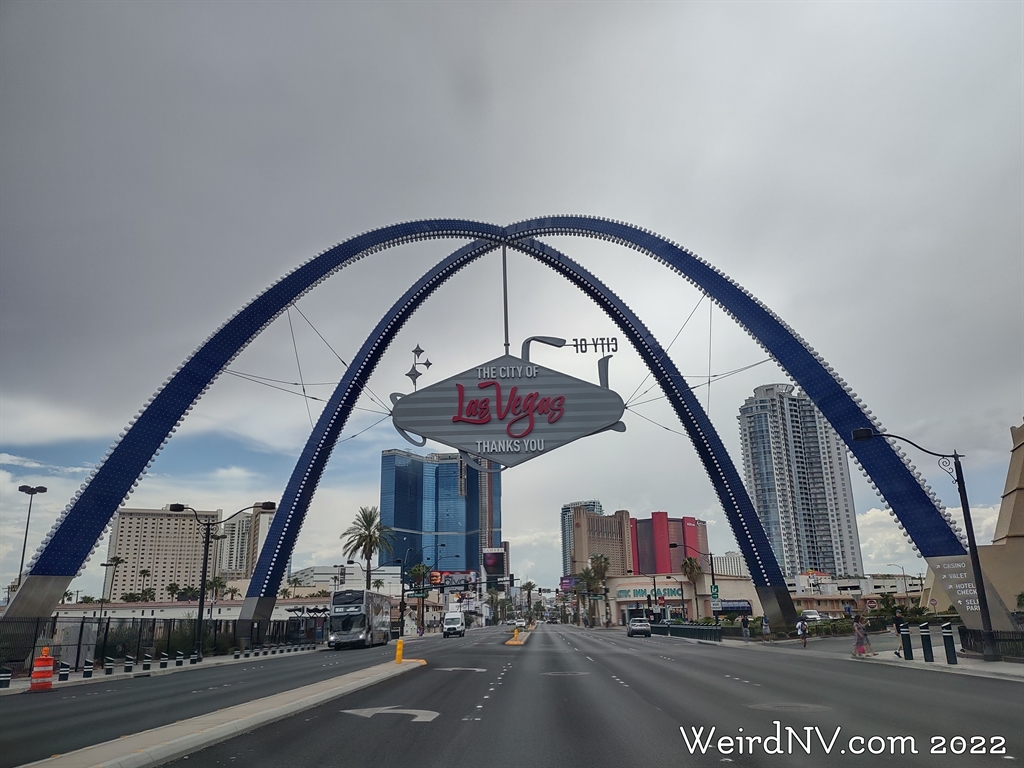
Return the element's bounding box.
[140,587,157,602]
[589,553,610,624]
[278,588,291,598]
[521,580,536,621]
[576,567,600,625]
[407,563,430,630]
[224,586,241,600]
[104,555,125,601]
[182,585,200,601]
[206,576,227,600]
[80,595,96,604]
[166,582,180,601]
[680,556,702,619]
[61,590,73,604]
[139,569,151,596]
[372,578,385,591]
[340,506,394,590]
[487,588,501,622]
[314,588,332,598]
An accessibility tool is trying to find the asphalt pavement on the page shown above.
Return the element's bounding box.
[1,637,440,768]
[159,624,1022,768]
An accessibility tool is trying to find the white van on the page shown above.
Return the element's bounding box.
[443,611,466,637]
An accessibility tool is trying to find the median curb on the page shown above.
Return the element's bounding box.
[19,659,426,768]
[505,631,531,646]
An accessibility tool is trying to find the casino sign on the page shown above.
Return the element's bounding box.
[391,353,625,468]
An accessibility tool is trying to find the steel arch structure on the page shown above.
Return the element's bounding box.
[5,216,965,626]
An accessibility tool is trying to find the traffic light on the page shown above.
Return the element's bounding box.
[647,593,653,609]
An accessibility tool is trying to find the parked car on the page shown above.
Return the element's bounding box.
[627,618,652,637]
[800,610,823,623]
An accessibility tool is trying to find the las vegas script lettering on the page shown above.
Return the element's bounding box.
[452,365,565,446]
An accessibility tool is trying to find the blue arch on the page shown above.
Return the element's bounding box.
[243,235,795,630]
[7,216,963,622]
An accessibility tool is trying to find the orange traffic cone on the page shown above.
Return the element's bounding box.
[29,647,55,692]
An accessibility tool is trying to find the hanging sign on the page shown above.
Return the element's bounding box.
[391,354,625,468]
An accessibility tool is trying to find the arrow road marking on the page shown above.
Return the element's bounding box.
[342,706,440,722]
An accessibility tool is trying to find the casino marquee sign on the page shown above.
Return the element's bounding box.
[391,353,625,468]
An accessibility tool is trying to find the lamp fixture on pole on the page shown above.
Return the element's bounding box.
[852,428,1000,662]
[16,485,46,592]
[170,501,276,661]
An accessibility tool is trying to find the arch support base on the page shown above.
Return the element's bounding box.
[4,575,74,619]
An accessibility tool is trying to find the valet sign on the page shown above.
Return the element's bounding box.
[391,354,625,467]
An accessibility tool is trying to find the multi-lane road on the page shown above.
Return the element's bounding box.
[166,625,1019,767]
[4,625,1021,767]
[0,642,400,768]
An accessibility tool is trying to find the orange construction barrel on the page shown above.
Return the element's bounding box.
[29,647,55,692]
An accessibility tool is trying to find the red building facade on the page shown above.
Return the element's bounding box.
[631,512,710,575]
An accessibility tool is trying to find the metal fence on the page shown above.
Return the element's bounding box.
[958,626,1024,660]
[0,617,321,677]
[651,623,722,642]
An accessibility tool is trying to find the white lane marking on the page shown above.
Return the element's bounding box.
[342,706,439,722]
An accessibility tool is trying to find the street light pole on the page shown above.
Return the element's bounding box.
[887,563,908,607]
[16,485,46,592]
[171,502,276,661]
[673,541,717,623]
[852,428,1001,662]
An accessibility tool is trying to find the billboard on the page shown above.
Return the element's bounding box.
[483,548,506,592]
[430,570,478,590]
[391,354,625,468]
[559,575,577,592]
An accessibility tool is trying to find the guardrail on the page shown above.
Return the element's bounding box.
[958,626,1024,661]
[651,624,722,642]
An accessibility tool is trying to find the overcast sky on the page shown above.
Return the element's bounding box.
[1,1,1020,599]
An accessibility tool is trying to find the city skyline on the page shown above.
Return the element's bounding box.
[1,3,1018,600]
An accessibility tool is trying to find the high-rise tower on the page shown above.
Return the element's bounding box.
[379,449,501,574]
[738,384,863,577]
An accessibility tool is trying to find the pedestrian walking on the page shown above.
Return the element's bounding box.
[761,615,771,642]
[796,618,809,648]
[892,609,905,658]
[852,615,868,658]
[740,615,750,643]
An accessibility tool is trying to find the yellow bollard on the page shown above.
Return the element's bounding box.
[395,638,404,664]
[513,628,519,642]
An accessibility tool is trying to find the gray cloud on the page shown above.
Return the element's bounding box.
[1,2,1020,593]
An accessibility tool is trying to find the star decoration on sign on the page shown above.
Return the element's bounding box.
[406,345,432,390]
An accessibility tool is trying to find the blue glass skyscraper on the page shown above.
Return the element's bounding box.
[379,449,501,574]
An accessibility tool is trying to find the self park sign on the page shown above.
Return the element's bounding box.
[391,354,625,468]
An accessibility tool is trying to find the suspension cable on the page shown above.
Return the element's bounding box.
[624,291,707,407]
[286,307,315,430]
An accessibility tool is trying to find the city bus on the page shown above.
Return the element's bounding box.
[328,589,392,649]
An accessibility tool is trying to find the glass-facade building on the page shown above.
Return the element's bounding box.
[380,449,501,574]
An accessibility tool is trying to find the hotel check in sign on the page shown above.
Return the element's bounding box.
[391,354,625,468]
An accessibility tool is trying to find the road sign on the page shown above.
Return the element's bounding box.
[390,353,625,468]
[710,584,719,600]
[866,599,878,610]
[710,599,723,612]
[657,596,665,606]
[929,598,938,606]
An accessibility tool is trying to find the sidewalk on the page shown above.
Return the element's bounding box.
[719,634,1023,683]
[1,644,323,696]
